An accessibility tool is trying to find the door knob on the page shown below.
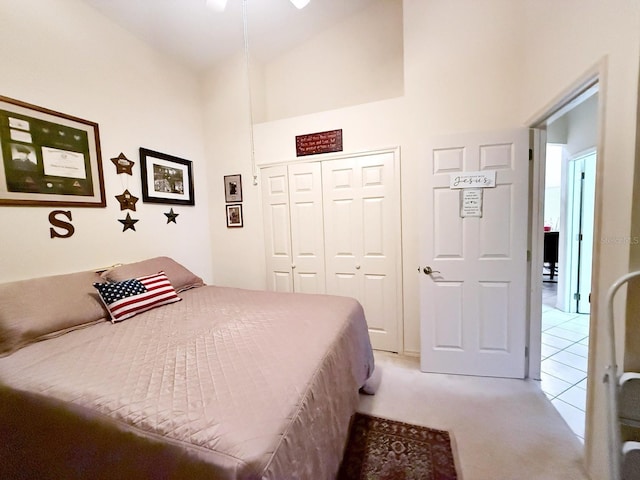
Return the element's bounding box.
[423,266,440,275]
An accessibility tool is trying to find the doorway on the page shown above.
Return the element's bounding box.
[535,90,599,443]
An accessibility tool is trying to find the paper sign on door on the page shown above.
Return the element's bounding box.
[460,189,483,217]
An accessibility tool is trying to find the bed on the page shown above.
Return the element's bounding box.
[0,257,375,480]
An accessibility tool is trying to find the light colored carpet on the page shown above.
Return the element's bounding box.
[357,351,590,480]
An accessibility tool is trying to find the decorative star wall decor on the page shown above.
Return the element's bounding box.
[110,152,135,175]
[115,189,139,211]
[118,213,138,232]
[164,208,179,224]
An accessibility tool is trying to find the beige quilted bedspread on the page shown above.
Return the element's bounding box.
[0,286,374,479]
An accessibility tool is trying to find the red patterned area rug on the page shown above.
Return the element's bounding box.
[338,412,458,480]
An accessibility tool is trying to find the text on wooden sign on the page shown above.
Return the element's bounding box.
[295,129,343,157]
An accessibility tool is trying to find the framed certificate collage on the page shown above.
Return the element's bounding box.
[0,95,105,207]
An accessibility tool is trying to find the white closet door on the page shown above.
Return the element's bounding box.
[288,162,326,294]
[262,165,294,292]
[322,152,400,352]
[262,163,325,294]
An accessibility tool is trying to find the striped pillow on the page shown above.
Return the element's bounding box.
[93,271,181,323]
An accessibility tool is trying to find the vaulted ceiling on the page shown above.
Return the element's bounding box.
[81,0,375,71]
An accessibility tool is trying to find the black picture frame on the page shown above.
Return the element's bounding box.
[224,174,242,203]
[0,95,106,207]
[226,204,243,228]
[140,147,195,205]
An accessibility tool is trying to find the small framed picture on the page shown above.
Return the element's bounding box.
[226,204,243,228]
[224,174,242,203]
[140,147,195,205]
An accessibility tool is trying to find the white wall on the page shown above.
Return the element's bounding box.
[0,0,213,283]
[566,94,599,156]
[548,116,569,144]
[521,2,639,477]
[202,53,267,290]
[2,1,634,477]
[263,0,404,121]
[202,0,406,292]
[544,144,563,231]
[205,0,528,356]
[204,1,639,477]
[547,95,598,154]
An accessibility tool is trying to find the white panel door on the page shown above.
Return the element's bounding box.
[323,152,400,352]
[577,153,596,314]
[288,162,326,294]
[262,163,325,294]
[262,165,294,292]
[420,129,529,378]
[567,152,596,314]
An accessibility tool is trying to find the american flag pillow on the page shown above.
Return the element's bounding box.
[94,271,181,323]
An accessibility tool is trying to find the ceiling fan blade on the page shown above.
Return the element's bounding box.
[290,0,311,9]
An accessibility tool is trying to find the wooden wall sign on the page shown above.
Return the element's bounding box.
[295,129,343,157]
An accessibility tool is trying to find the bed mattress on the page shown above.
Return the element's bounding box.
[0,285,374,479]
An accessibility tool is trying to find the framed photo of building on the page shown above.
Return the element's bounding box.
[226,204,243,228]
[140,147,195,206]
[0,95,106,207]
[224,174,242,203]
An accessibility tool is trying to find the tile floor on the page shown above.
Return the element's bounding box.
[540,280,590,442]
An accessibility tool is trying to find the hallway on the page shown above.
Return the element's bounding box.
[540,281,590,442]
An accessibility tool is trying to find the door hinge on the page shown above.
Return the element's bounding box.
[574,293,581,301]
[526,250,531,262]
[525,346,529,358]
[529,148,533,161]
